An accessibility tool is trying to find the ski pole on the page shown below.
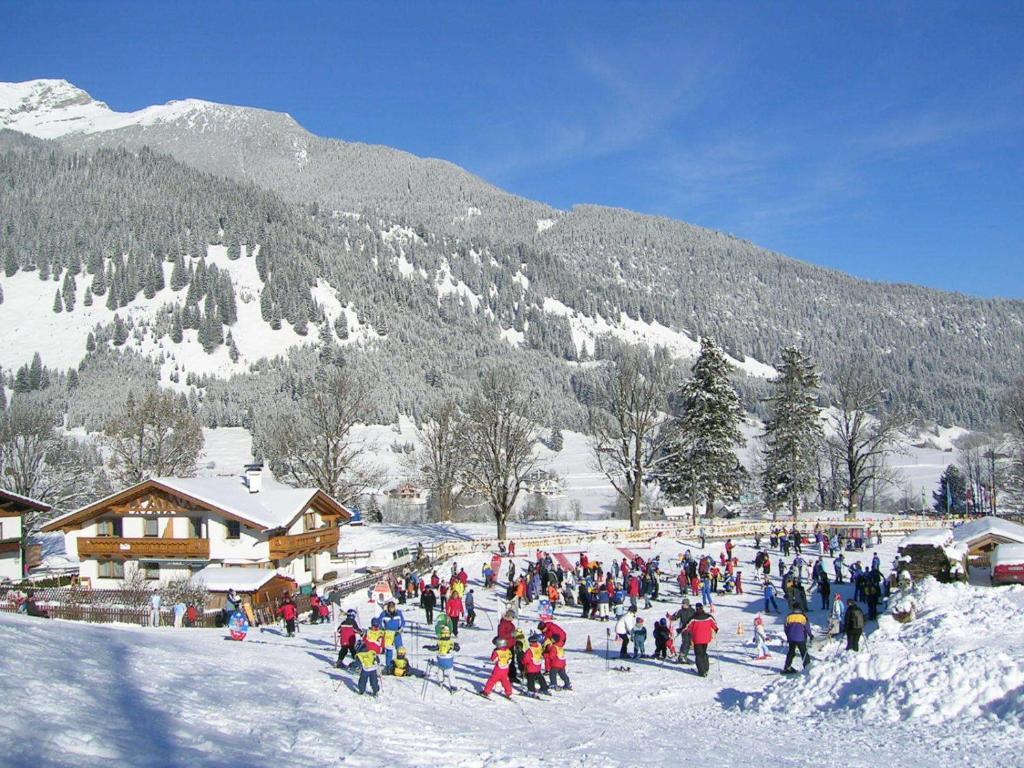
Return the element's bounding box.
[605,628,610,672]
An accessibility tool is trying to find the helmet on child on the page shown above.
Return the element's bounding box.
[440,627,452,638]
[397,647,407,658]
[496,638,508,649]
[346,609,357,617]
[371,618,381,628]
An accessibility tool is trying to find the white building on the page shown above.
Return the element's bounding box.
[42,467,350,589]
[0,489,51,582]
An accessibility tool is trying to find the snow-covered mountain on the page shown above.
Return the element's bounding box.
[1,79,1022,430]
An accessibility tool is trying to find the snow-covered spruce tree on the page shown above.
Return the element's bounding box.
[255,365,379,505]
[933,464,968,515]
[462,368,540,540]
[102,389,204,485]
[656,337,746,520]
[590,348,674,530]
[414,399,470,522]
[760,346,823,519]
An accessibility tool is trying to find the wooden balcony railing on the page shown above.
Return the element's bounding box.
[0,540,19,555]
[77,537,210,559]
[269,527,339,560]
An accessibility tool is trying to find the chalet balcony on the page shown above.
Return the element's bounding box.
[269,527,339,560]
[77,537,211,559]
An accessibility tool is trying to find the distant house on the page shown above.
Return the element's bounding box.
[952,516,1024,566]
[524,469,565,498]
[387,482,428,503]
[897,528,967,583]
[41,466,350,589]
[0,489,51,582]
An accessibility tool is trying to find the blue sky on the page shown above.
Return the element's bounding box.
[2,1,1022,297]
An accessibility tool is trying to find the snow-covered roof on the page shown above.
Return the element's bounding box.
[193,566,295,593]
[952,516,1024,547]
[151,476,319,530]
[899,528,954,548]
[42,476,349,533]
[0,488,51,513]
[991,543,1024,567]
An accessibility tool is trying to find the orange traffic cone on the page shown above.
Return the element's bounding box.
[585,635,593,652]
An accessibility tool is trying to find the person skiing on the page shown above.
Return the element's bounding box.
[465,589,477,627]
[863,578,881,621]
[336,608,363,668]
[496,610,519,682]
[445,591,464,636]
[684,603,719,677]
[630,618,647,659]
[392,646,412,678]
[763,580,780,614]
[378,601,406,672]
[845,599,866,651]
[817,571,831,610]
[653,618,671,660]
[782,606,813,673]
[523,633,551,696]
[537,619,566,648]
[355,645,381,696]
[482,638,514,699]
[435,627,460,691]
[277,595,298,637]
[831,593,846,634]
[365,618,386,655]
[615,606,637,659]
[671,598,696,664]
[420,586,437,624]
[753,614,769,660]
[544,632,572,689]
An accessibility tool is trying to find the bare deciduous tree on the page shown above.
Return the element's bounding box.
[103,390,204,485]
[1003,378,1024,506]
[828,361,907,518]
[462,369,540,540]
[589,349,674,530]
[257,366,381,505]
[414,400,469,522]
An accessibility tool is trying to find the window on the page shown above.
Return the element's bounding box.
[189,517,203,538]
[97,519,123,537]
[304,512,317,532]
[303,553,314,572]
[98,560,124,579]
[143,518,159,538]
[143,563,160,581]
[225,520,241,540]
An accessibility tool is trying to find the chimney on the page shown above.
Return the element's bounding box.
[244,463,264,494]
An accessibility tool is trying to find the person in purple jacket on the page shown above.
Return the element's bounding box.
[781,607,813,673]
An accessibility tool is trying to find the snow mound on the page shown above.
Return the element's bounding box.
[736,579,1024,727]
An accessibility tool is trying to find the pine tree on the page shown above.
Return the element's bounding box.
[549,427,564,452]
[112,315,128,346]
[85,332,96,352]
[83,288,92,307]
[761,347,823,519]
[170,311,184,344]
[52,289,63,313]
[227,237,241,261]
[170,254,188,291]
[0,283,4,305]
[28,353,44,390]
[933,464,968,515]
[334,313,349,340]
[62,271,77,312]
[657,337,746,519]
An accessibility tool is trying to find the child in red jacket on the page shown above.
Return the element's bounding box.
[277,596,298,637]
[482,639,514,698]
[543,633,571,690]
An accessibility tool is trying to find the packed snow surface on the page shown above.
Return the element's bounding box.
[1,533,1019,767]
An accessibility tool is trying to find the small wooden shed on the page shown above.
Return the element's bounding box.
[897,529,968,584]
[194,566,298,611]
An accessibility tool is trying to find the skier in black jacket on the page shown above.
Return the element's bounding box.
[845,600,866,651]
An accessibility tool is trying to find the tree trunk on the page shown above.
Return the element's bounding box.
[496,511,508,540]
[705,496,715,519]
[629,482,642,531]
[438,488,452,523]
[790,494,799,521]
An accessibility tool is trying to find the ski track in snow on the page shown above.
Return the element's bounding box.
[1,537,1020,767]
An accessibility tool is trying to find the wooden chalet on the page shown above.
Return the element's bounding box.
[41,467,350,589]
[0,489,51,582]
[387,482,427,503]
[952,516,1024,566]
[897,528,968,583]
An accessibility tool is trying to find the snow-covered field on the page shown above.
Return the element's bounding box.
[3,533,1020,767]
